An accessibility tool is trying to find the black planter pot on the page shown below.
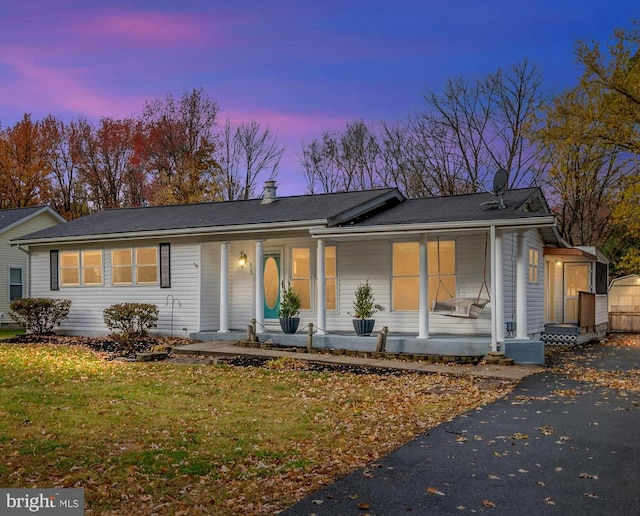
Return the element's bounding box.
[352,319,375,336]
[279,317,300,334]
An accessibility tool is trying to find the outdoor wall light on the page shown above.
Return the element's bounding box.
[238,251,248,268]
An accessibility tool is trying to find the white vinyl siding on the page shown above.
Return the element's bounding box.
[0,211,62,323]
[199,242,220,332]
[525,230,545,335]
[29,239,201,337]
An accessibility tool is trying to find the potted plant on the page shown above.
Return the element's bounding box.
[278,282,302,334]
[351,279,377,336]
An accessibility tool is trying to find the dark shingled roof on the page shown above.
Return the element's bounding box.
[347,188,550,227]
[14,189,401,241]
[0,206,53,232]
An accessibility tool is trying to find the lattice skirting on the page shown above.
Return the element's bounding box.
[541,333,578,345]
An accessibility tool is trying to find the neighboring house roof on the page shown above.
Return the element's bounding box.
[0,206,66,235]
[13,189,404,244]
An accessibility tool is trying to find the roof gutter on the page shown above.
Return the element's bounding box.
[310,216,558,239]
[13,219,329,246]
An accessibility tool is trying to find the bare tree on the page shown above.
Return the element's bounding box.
[300,121,386,193]
[218,119,283,200]
[300,131,342,194]
[41,117,87,220]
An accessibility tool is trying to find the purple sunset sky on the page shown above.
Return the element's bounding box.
[1,0,638,196]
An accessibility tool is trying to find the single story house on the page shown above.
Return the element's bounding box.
[0,206,65,324]
[11,182,608,364]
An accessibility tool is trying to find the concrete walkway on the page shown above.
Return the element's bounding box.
[172,341,542,380]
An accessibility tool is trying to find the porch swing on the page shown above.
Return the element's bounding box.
[431,235,491,319]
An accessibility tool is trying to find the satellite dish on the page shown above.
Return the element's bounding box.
[493,168,508,194]
[481,169,508,209]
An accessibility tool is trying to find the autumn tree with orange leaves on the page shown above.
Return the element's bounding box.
[0,114,53,208]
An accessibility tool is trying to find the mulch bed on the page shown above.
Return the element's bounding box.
[2,334,190,361]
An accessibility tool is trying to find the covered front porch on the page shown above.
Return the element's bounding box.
[190,328,545,365]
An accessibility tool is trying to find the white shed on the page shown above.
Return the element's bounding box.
[608,274,640,332]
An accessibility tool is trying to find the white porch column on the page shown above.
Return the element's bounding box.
[516,231,529,339]
[495,229,505,345]
[255,240,264,334]
[219,241,229,333]
[490,226,498,352]
[418,239,429,339]
[316,238,327,335]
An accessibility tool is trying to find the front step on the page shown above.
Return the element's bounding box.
[484,351,515,366]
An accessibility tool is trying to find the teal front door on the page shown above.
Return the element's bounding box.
[263,254,280,319]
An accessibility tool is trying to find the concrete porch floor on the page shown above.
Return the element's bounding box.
[189,329,546,365]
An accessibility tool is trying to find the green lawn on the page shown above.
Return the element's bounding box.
[0,343,514,515]
[0,328,24,340]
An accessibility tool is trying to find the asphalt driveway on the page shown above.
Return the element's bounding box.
[283,340,640,515]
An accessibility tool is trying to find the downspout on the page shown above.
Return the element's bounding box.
[14,244,31,298]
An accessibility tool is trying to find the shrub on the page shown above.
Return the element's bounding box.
[351,279,377,319]
[10,298,71,335]
[277,282,302,318]
[103,303,159,338]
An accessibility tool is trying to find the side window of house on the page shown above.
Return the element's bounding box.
[60,250,103,286]
[60,251,80,286]
[111,247,158,285]
[9,267,23,301]
[528,248,539,284]
[291,248,311,310]
[428,240,456,305]
[325,246,337,310]
[392,242,419,311]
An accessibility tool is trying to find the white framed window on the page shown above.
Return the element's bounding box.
[111,247,158,285]
[528,248,539,284]
[82,251,103,285]
[9,267,23,300]
[60,250,103,286]
[392,242,419,311]
[325,246,337,310]
[291,247,311,310]
[428,240,456,306]
[60,251,80,286]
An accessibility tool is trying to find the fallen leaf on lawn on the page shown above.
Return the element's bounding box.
[482,499,497,508]
[488,474,501,480]
[579,472,599,480]
[510,432,528,440]
[545,497,556,505]
[585,493,599,499]
[535,426,556,436]
[358,502,371,509]
[311,499,323,505]
[427,486,445,496]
